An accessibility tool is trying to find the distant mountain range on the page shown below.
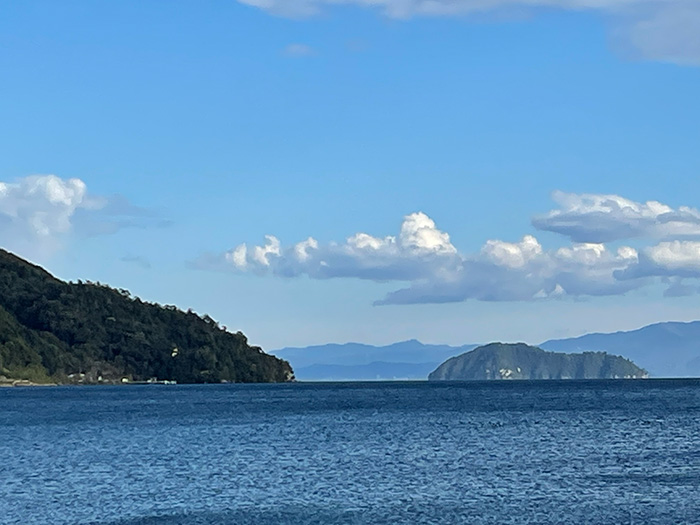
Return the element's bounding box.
[540,321,700,378]
[271,340,476,381]
[273,321,700,380]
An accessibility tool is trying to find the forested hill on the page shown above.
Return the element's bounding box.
[0,249,293,384]
[428,343,648,381]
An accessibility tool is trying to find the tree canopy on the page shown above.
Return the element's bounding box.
[0,249,293,384]
[429,342,648,381]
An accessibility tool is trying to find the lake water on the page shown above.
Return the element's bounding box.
[1,380,699,524]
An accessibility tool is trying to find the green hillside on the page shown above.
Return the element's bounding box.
[0,249,293,384]
[428,342,647,381]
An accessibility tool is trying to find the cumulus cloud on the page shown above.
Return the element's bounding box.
[198,211,653,304]
[379,237,641,305]
[237,0,700,65]
[0,176,94,239]
[203,212,463,282]
[0,174,158,257]
[481,235,542,268]
[532,190,700,243]
[647,241,700,273]
[201,190,700,304]
[617,241,700,279]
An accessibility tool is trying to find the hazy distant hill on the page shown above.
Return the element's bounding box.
[541,321,700,378]
[274,319,700,381]
[272,340,476,381]
[0,248,292,384]
[429,343,647,381]
[292,362,440,381]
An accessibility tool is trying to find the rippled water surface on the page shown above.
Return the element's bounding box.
[2,380,700,524]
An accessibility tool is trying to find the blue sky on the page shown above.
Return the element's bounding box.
[1,0,700,349]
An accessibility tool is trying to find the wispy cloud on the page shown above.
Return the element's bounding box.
[120,255,152,269]
[614,1,700,66]
[238,0,700,66]
[283,43,317,57]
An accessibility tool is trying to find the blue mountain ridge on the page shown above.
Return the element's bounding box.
[270,340,476,381]
[272,321,700,380]
[540,320,700,378]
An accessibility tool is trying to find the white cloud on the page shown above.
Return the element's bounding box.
[201,192,700,304]
[199,210,652,304]
[532,190,700,243]
[251,235,281,267]
[294,237,319,262]
[0,175,91,239]
[647,241,700,271]
[617,240,700,279]
[380,236,641,305]
[481,235,542,268]
[210,212,463,282]
[0,174,158,257]
[399,212,457,254]
[238,0,700,65]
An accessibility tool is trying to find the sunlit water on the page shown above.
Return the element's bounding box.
[2,380,699,524]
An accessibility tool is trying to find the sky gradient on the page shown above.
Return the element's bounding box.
[1,0,699,349]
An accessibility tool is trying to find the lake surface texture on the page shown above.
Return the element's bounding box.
[2,380,699,524]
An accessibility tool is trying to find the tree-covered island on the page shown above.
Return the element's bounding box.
[429,342,648,381]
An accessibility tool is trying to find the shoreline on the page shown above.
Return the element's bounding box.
[0,379,57,387]
[1,377,699,388]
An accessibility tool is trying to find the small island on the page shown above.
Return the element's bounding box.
[0,249,293,385]
[428,342,648,381]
